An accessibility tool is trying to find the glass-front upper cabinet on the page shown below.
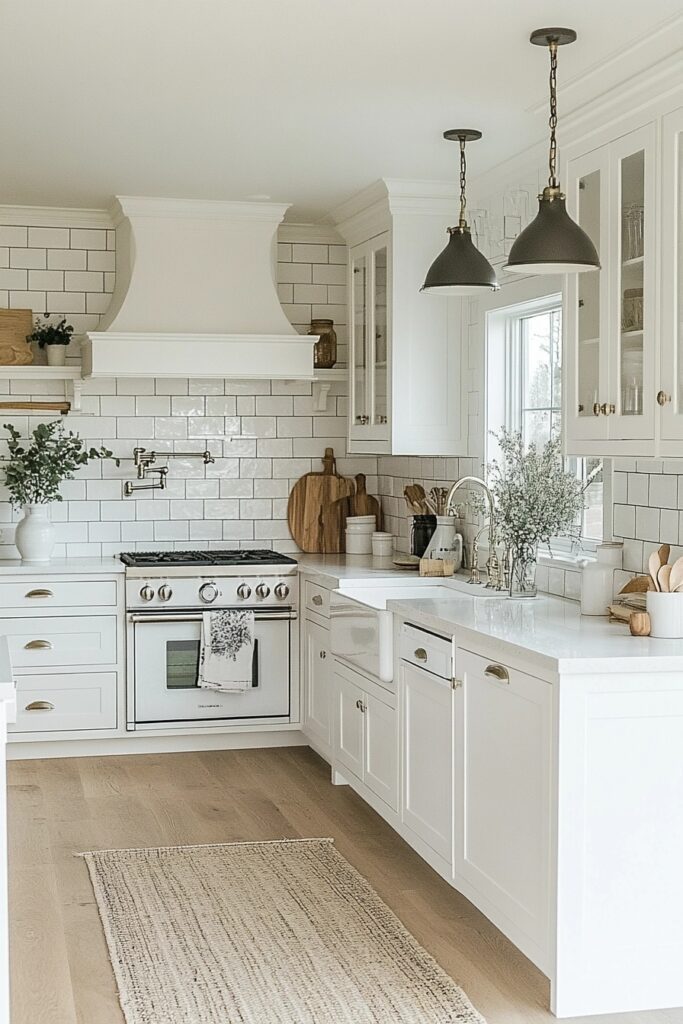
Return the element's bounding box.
[659,107,683,448]
[348,233,391,450]
[564,122,656,454]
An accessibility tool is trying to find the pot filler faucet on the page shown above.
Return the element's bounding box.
[445,475,501,587]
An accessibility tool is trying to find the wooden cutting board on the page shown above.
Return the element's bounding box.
[349,473,382,530]
[287,448,355,553]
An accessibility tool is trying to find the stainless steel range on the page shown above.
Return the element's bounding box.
[123,549,298,731]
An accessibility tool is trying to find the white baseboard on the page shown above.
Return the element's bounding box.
[7,730,308,761]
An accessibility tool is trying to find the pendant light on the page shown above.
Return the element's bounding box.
[422,130,498,295]
[504,28,600,275]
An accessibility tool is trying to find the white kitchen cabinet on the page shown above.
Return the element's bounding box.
[659,105,683,449]
[564,121,657,455]
[302,616,332,760]
[454,647,552,967]
[400,660,453,865]
[333,661,398,813]
[335,180,467,456]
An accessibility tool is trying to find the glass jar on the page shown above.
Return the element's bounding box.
[410,515,436,558]
[309,319,337,369]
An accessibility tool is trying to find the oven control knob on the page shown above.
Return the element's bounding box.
[237,583,252,600]
[140,585,155,602]
[255,583,271,600]
[199,582,219,604]
[274,583,290,601]
[158,585,173,602]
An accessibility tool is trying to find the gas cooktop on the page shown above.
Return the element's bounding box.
[119,549,298,567]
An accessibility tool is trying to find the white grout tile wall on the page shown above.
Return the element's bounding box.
[611,457,683,584]
[0,216,377,559]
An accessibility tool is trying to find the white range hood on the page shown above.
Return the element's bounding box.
[82,196,316,379]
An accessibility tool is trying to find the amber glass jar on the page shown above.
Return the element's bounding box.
[309,318,337,369]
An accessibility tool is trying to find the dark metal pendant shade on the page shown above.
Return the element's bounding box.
[505,190,600,274]
[422,226,499,295]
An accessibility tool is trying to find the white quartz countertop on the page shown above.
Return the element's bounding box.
[388,593,683,675]
[297,553,422,588]
[0,557,125,576]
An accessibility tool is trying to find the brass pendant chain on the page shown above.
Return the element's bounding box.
[548,40,559,187]
[459,136,467,227]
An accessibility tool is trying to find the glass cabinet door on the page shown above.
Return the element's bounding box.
[372,245,388,429]
[609,124,655,440]
[660,108,683,443]
[565,147,610,447]
[350,250,368,428]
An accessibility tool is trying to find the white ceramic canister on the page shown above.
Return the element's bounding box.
[580,541,623,616]
[345,515,376,533]
[371,532,393,557]
[646,591,683,638]
[345,530,372,555]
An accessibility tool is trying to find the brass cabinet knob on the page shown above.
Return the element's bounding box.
[25,700,55,711]
[600,402,615,416]
[657,390,672,406]
[593,402,602,416]
[24,639,53,650]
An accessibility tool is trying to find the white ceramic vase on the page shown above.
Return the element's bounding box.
[15,504,56,563]
[46,344,67,366]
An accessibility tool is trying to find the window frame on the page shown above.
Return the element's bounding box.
[483,281,609,557]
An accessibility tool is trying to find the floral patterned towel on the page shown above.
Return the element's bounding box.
[199,610,254,692]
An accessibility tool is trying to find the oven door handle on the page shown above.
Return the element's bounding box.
[128,611,297,624]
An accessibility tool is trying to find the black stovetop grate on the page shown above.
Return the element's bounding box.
[119,549,298,567]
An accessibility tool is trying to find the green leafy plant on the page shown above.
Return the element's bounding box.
[26,316,74,348]
[2,422,117,508]
[479,428,585,553]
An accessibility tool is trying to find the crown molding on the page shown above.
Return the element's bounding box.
[277,222,344,245]
[0,205,113,228]
[111,196,291,225]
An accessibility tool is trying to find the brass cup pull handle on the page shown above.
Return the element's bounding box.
[484,663,510,684]
[600,402,616,416]
[657,390,672,407]
[24,639,53,650]
[25,589,54,599]
[25,700,55,711]
[414,647,428,662]
[311,594,323,606]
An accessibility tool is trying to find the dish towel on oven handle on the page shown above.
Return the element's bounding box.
[199,609,254,692]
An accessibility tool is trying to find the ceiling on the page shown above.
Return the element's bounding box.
[1,1,682,220]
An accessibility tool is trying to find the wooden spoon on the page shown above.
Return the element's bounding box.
[658,564,672,593]
[659,543,671,566]
[648,551,662,591]
[669,556,683,593]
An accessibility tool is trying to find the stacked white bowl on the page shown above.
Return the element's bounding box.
[345,515,376,554]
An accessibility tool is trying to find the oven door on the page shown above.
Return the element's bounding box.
[129,610,292,728]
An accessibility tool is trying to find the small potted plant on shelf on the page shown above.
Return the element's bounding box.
[26,315,74,366]
[477,429,585,597]
[1,422,117,563]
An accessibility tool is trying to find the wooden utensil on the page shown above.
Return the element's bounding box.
[349,474,382,529]
[619,575,654,594]
[287,447,355,553]
[669,556,683,593]
[648,551,662,591]
[658,564,672,592]
[659,543,671,566]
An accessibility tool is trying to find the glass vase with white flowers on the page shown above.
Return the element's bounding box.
[477,429,585,597]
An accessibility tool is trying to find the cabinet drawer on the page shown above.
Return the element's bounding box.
[0,579,117,611]
[304,580,330,618]
[400,623,453,680]
[6,615,117,668]
[10,672,117,733]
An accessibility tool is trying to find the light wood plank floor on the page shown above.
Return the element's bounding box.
[7,746,683,1024]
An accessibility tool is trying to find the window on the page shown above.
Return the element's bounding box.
[486,294,605,550]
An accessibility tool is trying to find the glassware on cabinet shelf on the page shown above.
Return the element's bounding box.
[623,203,644,262]
[622,288,643,333]
[352,255,368,426]
[619,150,645,420]
[373,246,388,428]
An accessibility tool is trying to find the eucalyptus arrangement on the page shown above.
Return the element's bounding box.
[2,422,116,562]
[481,429,585,596]
[26,316,74,367]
